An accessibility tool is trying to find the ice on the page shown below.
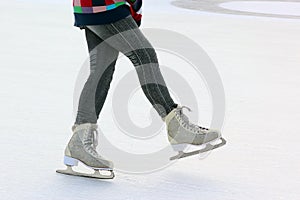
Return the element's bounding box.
[0,0,300,199]
[220,1,300,16]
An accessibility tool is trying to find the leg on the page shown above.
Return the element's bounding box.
[86,16,177,118]
[86,17,225,156]
[57,30,117,178]
[75,28,119,124]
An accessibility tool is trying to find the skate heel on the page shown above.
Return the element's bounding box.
[63,156,79,166]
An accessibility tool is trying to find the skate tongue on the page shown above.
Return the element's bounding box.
[178,106,192,123]
[181,106,192,112]
[181,113,189,123]
[92,129,99,149]
[72,123,98,133]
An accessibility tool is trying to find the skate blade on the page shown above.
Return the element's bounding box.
[56,166,114,179]
[170,138,227,160]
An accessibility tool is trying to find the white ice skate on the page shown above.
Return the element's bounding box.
[164,106,226,160]
[56,123,114,179]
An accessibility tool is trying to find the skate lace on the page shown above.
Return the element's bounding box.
[84,127,99,157]
[175,106,209,134]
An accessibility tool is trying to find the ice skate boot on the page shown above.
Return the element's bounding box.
[164,106,226,160]
[56,123,114,179]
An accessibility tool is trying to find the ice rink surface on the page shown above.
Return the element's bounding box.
[1,0,300,199]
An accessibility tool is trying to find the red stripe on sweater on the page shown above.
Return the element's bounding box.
[80,0,93,7]
[129,6,142,21]
[105,0,115,4]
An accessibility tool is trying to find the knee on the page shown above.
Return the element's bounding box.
[125,48,158,67]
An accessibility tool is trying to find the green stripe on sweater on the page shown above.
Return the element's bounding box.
[74,6,82,14]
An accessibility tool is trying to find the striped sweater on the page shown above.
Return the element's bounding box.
[73,0,143,27]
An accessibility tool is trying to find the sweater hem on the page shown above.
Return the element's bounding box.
[74,5,130,27]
